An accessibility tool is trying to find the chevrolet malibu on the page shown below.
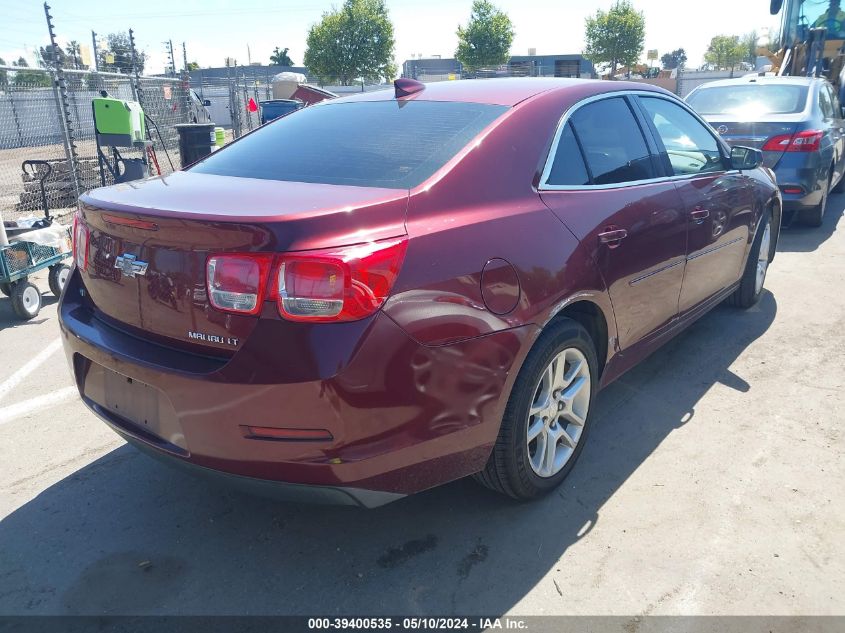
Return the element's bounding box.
[60,79,781,507]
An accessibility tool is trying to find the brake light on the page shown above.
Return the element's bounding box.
[72,213,89,271]
[275,238,408,322]
[762,130,824,152]
[206,253,272,315]
[205,238,407,321]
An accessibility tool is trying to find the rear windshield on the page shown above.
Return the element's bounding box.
[191,100,507,189]
[687,84,809,116]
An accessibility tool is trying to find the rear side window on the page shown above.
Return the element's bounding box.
[546,122,590,186]
[191,100,507,189]
[569,98,656,185]
[819,85,834,119]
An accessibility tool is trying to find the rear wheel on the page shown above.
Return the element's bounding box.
[48,264,70,297]
[11,281,42,320]
[0,283,11,298]
[801,172,830,227]
[833,165,845,193]
[474,318,597,499]
[729,210,772,309]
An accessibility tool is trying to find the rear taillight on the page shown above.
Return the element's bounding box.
[204,237,407,322]
[276,238,408,322]
[762,130,824,152]
[206,253,272,315]
[72,213,89,271]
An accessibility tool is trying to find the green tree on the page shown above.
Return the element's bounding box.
[660,48,687,70]
[64,40,86,69]
[704,35,745,70]
[186,61,200,71]
[270,47,294,66]
[455,0,514,72]
[584,0,645,76]
[99,32,146,74]
[38,44,67,68]
[11,57,50,86]
[304,0,396,85]
[741,31,759,65]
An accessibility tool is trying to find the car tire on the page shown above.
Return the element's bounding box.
[474,318,598,500]
[11,281,42,320]
[728,209,772,310]
[833,165,845,193]
[801,173,830,227]
[48,264,70,297]
[0,282,11,297]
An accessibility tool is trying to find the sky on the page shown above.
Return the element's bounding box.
[1,0,780,75]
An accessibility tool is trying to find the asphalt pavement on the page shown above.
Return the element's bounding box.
[0,197,843,617]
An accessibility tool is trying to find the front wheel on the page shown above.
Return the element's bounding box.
[474,318,597,499]
[729,210,772,309]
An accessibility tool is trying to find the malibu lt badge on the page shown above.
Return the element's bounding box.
[114,253,149,278]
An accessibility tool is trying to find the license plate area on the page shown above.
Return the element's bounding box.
[81,360,187,452]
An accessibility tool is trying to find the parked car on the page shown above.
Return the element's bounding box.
[188,89,213,124]
[686,75,844,226]
[60,79,780,507]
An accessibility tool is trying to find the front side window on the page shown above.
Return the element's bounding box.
[640,97,725,176]
[568,97,656,185]
[191,100,507,189]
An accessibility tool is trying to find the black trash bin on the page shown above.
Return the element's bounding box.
[174,123,215,167]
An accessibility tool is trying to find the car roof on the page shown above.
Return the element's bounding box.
[691,75,824,90]
[326,78,670,107]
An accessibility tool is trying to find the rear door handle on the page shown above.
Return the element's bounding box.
[691,208,710,223]
[598,228,628,248]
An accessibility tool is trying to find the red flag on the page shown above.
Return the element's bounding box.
[248,97,258,112]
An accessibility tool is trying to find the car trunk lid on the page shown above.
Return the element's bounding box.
[706,119,800,168]
[78,171,408,355]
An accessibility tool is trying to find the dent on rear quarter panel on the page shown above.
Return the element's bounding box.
[382,84,619,353]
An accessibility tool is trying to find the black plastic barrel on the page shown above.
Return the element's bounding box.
[174,123,216,166]
[259,99,302,124]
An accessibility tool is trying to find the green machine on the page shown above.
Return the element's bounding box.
[92,95,160,185]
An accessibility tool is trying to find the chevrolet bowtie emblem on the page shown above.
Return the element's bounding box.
[114,253,149,278]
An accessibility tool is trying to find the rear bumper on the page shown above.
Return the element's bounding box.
[773,154,828,211]
[59,268,536,503]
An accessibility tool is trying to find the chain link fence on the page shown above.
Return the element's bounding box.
[0,66,192,224]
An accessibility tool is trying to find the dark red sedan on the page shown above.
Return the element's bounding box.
[60,78,780,507]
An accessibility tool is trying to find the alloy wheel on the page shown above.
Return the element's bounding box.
[755,219,771,295]
[526,347,591,478]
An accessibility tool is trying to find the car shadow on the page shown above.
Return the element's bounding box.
[0,293,777,615]
[777,192,844,253]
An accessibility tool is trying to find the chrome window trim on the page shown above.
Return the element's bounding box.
[539,90,733,192]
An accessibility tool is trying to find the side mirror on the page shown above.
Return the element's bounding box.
[730,146,763,170]
[202,99,211,107]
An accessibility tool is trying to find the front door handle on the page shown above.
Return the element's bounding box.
[598,228,628,248]
[691,207,710,223]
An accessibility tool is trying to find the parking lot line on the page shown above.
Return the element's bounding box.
[0,386,78,426]
[0,337,62,404]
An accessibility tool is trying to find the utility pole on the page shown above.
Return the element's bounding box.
[164,39,175,76]
[247,44,251,66]
[91,30,98,71]
[182,41,188,72]
[128,29,141,102]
